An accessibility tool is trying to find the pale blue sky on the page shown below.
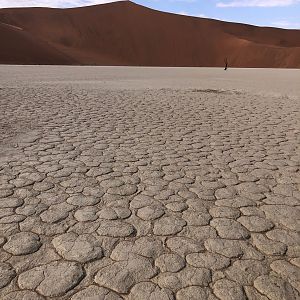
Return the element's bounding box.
[0,0,299,29]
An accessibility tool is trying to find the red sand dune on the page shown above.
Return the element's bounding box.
[1,0,300,67]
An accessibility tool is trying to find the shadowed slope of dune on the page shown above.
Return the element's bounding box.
[0,22,76,65]
[0,0,299,67]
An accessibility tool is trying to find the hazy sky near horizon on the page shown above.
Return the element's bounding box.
[0,0,299,29]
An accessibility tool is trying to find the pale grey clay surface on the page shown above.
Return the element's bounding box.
[0,66,299,299]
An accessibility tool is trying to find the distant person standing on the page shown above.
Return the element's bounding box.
[224,58,228,70]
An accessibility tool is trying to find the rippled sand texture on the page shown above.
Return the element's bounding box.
[0,66,299,300]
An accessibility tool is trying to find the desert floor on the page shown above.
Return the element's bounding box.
[0,66,299,300]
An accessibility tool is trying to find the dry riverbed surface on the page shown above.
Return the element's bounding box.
[0,66,299,299]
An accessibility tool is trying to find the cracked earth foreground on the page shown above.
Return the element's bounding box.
[0,66,299,300]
